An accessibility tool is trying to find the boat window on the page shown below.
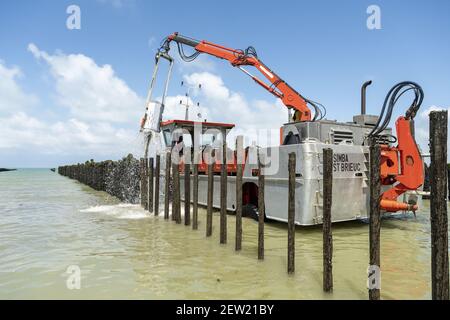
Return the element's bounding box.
[163,129,172,146]
[182,133,193,148]
[283,131,301,145]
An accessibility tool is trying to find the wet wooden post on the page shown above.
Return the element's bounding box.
[143,158,149,210]
[184,163,191,226]
[258,151,265,260]
[323,148,333,292]
[171,160,177,222]
[235,136,244,251]
[369,137,381,300]
[429,111,449,300]
[173,163,181,224]
[206,163,213,237]
[140,158,145,208]
[288,152,296,274]
[164,152,171,220]
[220,138,228,244]
[148,158,154,213]
[154,155,160,216]
[192,152,199,230]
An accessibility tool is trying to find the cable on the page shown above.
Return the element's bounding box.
[161,36,328,123]
[244,46,258,58]
[368,81,424,141]
[176,42,201,62]
[305,98,327,121]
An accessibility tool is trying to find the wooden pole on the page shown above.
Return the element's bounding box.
[154,155,160,216]
[429,110,449,300]
[235,136,244,251]
[220,140,228,244]
[369,138,381,300]
[206,163,213,237]
[140,158,145,208]
[173,163,181,224]
[148,158,154,213]
[184,163,191,226]
[288,152,296,274]
[164,152,171,220]
[143,158,149,210]
[171,161,176,222]
[323,148,333,292]
[258,151,265,260]
[192,153,199,230]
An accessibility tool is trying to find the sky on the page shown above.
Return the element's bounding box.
[0,0,449,167]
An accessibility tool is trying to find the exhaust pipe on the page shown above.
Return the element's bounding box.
[361,80,372,115]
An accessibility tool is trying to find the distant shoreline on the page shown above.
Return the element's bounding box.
[0,168,17,172]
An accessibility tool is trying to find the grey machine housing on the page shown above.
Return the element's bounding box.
[172,115,409,226]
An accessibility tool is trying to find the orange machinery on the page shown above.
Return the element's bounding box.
[157,33,425,213]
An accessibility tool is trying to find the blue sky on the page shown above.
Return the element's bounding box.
[0,0,449,167]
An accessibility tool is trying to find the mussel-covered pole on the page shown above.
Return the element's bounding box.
[287,152,296,274]
[235,136,244,251]
[369,138,381,300]
[184,163,191,226]
[154,155,160,216]
[192,153,199,230]
[164,152,171,220]
[258,151,265,260]
[220,139,228,244]
[173,163,181,224]
[143,158,149,210]
[429,110,449,300]
[206,163,213,237]
[140,158,145,208]
[323,148,333,292]
[148,158,154,213]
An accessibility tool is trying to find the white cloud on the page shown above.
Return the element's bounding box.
[174,54,216,73]
[0,111,141,157]
[0,61,38,114]
[1,45,290,167]
[162,95,207,122]
[0,48,147,164]
[414,105,450,156]
[178,72,286,137]
[145,71,287,146]
[419,105,449,119]
[28,43,143,123]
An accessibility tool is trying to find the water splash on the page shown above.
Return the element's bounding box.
[80,204,150,220]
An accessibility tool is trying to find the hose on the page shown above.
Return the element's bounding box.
[368,81,424,140]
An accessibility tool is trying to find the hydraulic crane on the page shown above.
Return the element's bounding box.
[149,32,425,215]
[160,32,324,122]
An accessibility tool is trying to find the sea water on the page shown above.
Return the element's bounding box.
[0,169,444,299]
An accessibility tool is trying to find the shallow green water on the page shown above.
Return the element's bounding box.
[0,169,444,299]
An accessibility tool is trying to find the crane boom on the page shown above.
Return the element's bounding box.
[163,32,312,122]
[143,33,425,215]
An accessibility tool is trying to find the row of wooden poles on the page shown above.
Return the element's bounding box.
[139,112,448,300]
[58,155,140,203]
[58,160,108,191]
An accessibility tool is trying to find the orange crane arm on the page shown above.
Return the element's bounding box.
[165,32,312,122]
[369,81,425,212]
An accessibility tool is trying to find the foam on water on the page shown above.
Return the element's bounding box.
[80,204,151,220]
[80,201,191,221]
